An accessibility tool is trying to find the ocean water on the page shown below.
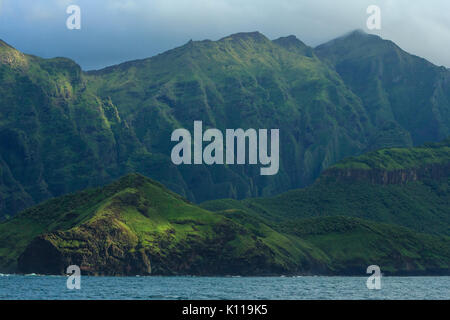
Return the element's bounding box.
[0,275,448,300]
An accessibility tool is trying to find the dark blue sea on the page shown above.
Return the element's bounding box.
[0,275,448,300]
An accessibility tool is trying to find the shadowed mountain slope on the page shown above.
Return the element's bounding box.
[1,31,450,218]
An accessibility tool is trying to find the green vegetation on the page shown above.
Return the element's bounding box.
[0,174,320,275]
[2,30,450,218]
[316,30,450,147]
[332,138,450,170]
[0,31,449,276]
[1,137,449,275]
[203,140,450,236]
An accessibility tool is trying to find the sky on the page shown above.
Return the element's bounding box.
[0,0,449,70]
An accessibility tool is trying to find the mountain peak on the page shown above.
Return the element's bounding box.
[347,29,368,36]
[316,29,382,50]
[220,31,269,43]
[111,173,188,202]
[113,173,160,190]
[344,29,382,41]
[273,35,305,47]
[272,35,313,56]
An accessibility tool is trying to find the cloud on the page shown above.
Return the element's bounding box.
[0,0,449,69]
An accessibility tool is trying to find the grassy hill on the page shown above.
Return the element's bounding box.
[0,173,319,275]
[0,168,448,276]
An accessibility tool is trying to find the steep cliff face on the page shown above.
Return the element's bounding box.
[2,30,450,218]
[203,140,450,236]
[18,225,153,276]
[316,30,450,146]
[0,33,373,218]
[321,138,450,185]
[17,217,291,276]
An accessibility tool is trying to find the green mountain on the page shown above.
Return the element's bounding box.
[202,139,450,236]
[316,30,450,147]
[1,30,450,219]
[0,140,449,275]
[83,32,372,202]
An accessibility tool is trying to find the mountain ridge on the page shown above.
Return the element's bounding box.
[1,31,450,218]
[316,30,450,146]
[2,30,446,71]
